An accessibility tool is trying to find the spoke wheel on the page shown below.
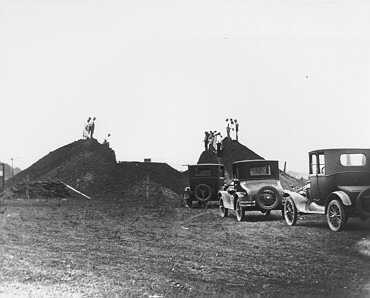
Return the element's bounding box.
[327,200,346,232]
[284,197,298,226]
[235,200,246,222]
[219,199,228,218]
[194,184,212,202]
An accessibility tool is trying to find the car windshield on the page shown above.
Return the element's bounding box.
[234,162,279,180]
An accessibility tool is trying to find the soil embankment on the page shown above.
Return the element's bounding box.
[198,137,304,189]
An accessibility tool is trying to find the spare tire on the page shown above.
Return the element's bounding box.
[194,184,212,202]
[256,186,280,210]
[356,187,370,217]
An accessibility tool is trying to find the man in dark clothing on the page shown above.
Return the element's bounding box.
[90,117,96,139]
[235,119,239,141]
[204,131,209,150]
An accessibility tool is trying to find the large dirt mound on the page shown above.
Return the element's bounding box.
[115,162,187,195]
[197,138,303,189]
[7,139,117,196]
[6,139,187,198]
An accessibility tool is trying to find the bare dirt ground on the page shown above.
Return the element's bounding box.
[1,198,370,297]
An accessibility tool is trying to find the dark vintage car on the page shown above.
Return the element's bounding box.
[183,164,225,208]
[283,148,370,231]
[218,160,284,221]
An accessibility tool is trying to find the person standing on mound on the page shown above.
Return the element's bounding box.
[90,117,96,139]
[204,131,210,151]
[83,117,91,139]
[226,120,231,139]
[235,119,239,141]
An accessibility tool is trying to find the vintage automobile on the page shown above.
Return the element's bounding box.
[283,148,370,231]
[183,164,225,208]
[218,160,284,221]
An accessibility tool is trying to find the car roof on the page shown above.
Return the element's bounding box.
[188,163,223,167]
[309,148,370,154]
[232,159,277,164]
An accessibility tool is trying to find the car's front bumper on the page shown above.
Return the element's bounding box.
[239,200,256,207]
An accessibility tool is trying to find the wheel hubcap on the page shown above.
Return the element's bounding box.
[197,185,209,200]
[328,204,342,228]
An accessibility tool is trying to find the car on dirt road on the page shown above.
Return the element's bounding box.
[283,148,370,232]
[218,160,284,221]
[183,164,225,208]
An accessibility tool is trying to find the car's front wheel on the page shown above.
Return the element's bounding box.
[284,197,298,226]
[219,199,228,218]
[327,200,347,232]
[235,200,246,222]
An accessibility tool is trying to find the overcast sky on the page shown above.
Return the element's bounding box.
[1,0,370,173]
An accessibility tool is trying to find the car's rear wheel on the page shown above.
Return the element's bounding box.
[327,200,346,232]
[235,200,246,222]
[194,184,212,203]
[284,197,298,226]
[219,199,228,218]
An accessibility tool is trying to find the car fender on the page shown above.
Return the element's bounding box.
[327,191,352,207]
[283,190,310,213]
[218,190,234,209]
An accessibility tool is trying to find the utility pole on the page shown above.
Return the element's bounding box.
[11,158,14,177]
[1,164,4,192]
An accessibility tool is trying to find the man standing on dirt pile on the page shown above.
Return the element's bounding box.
[90,117,96,139]
[216,132,222,155]
[83,117,91,139]
[204,131,209,151]
[235,119,239,141]
[103,133,111,147]
[226,119,231,139]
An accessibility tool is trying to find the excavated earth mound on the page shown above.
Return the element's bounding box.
[198,138,303,189]
[7,139,116,196]
[114,162,187,195]
[6,139,187,200]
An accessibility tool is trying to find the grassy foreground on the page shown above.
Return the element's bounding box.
[1,198,370,297]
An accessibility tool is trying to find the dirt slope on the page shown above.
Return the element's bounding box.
[7,139,117,195]
[6,139,187,198]
[198,137,303,189]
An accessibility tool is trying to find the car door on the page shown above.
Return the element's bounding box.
[309,153,321,201]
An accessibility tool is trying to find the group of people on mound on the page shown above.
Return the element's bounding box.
[83,117,96,139]
[226,118,239,141]
[204,131,223,153]
[203,118,240,155]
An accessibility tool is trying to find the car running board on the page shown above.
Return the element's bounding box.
[304,202,325,214]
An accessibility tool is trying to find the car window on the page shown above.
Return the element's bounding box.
[340,154,366,166]
[318,154,325,174]
[194,168,213,176]
[250,165,271,176]
[310,154,318,175]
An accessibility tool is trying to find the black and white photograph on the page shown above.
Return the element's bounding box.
[1,1,370,297]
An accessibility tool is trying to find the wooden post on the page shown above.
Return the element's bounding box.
[1,164,4,192]
[283,161,287,173]
[25,175,30,200]
[145,175,150,201]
